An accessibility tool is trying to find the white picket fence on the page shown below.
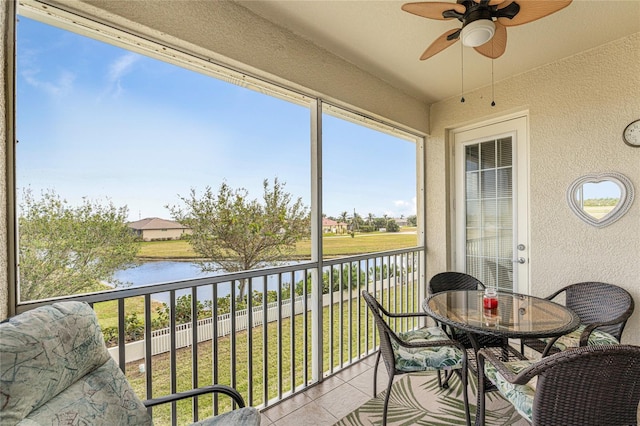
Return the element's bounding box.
[107,283,396,364]
[108,295,308,363]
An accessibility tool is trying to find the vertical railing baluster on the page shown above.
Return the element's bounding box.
[356,260,361,359]
[393,254,398,329]
[191,287,199,421]
[364,259,369,356]
[290,271,295,394]
[413,251,417,329]
[212,284,218,416]
[247,278,253,407]
[398,253,403,330]
[262,276,268,407]
[408,252,412,330]
[117,298,125,372]
[406,253,409,331]
[339,263,344,368]
[385,255,391,331]
[399,253,405,331]
[413,252,428,325]
[348,261,353,365]
[169,290,177,425]
[412,250,415,328]
[303,269,309,386]
[144,294,153,416]
[230,281,237,397]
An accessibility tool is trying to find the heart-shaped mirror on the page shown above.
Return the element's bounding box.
[567,172,635,228]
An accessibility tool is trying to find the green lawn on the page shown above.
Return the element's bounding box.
[122,285,418,425]
[136,228,419,259]
[93,297,164,329]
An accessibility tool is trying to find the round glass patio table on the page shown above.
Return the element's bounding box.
[424,290,580,341]
[424,290,580,426]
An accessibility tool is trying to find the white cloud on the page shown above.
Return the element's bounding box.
[108,53,140,82]
[385,197,417,218]
[104,53,140,98]
[22,68,75,97]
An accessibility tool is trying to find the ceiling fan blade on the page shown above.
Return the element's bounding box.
[474,0,507,5]
[402,2,466,20]
[420,28,460,60]
[473,21,507,58]
[497,0,572,27]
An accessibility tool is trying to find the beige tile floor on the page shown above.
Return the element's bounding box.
[260,353,388,426]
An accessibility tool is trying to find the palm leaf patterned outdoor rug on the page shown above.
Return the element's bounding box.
[334,371,528,426]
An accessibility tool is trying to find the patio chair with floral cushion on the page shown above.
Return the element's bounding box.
[362,290,470,426]
[520,281,634,357]
[0,301,260,426]
[478,344,640,425]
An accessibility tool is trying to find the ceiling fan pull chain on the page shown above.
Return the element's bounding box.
[491,56,496,107]
[460,43,465,103]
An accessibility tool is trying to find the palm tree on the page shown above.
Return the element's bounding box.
[352,211,361,232]
[339,211,349,224]
[367,213,374,225]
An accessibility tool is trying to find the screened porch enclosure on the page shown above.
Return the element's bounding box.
[12,4,427,425]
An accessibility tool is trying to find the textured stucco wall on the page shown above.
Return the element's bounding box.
[428,33,640,345]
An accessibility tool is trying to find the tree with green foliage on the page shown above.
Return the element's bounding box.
[407,215,417,227]
[295,266,366,295]
[168,178,310,299]
[18,189,138,301]
[152,294,213,328]
[339,211,349,225]
[386,220,400,232]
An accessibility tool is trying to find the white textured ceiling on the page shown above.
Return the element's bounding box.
[236,0,640,104]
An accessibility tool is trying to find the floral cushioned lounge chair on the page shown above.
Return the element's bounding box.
[0,301,260,426]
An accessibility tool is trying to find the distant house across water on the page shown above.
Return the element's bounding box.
[322,218,348,234]
[128,217,192,241]
[394,217,408,227]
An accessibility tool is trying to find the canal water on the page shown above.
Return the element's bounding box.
[109,260,290,304]
[109,257,393,304]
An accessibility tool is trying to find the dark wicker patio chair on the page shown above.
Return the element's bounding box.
[362,290,470,426]
[429,271,485,295]
[521,281,634,357]
[478,344,640,426]
[429,271,506,387]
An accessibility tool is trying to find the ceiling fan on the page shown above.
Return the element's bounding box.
[402,0,572,60]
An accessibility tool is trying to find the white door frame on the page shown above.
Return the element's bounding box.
[450,113,530,293]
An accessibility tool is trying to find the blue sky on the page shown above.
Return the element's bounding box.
[16,16,417,222]
[581,181,621,200]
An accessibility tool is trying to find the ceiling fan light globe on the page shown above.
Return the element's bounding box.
[461,19,495,47]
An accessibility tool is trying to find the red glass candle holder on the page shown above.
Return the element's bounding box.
[483,288,498,309]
